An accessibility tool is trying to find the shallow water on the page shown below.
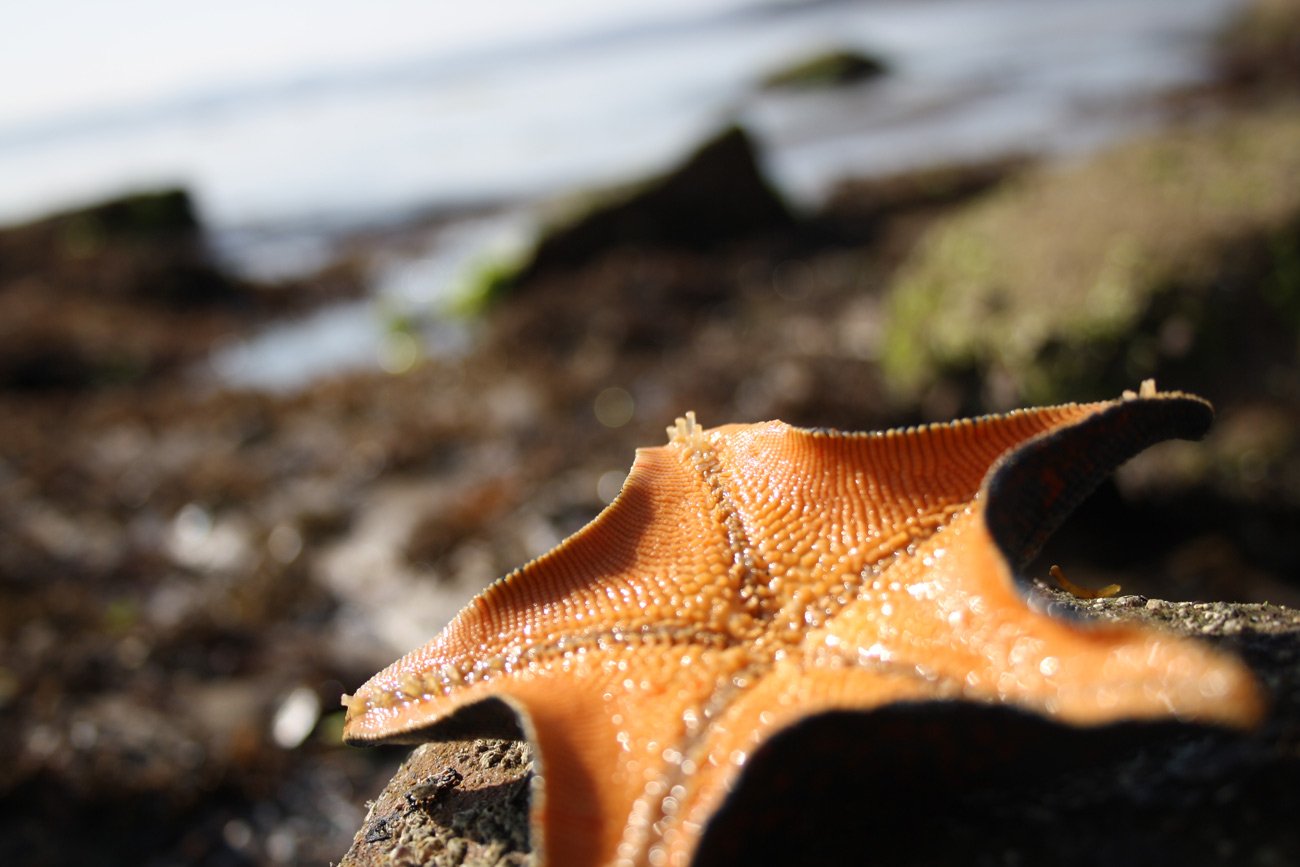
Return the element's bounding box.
[207,211,528,390]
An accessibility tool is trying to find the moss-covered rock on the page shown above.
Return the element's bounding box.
[760,48,888,90]
[881,107,1300,407]
[59,188,200,244]
[0,188,238,308]
[511,126,793,289]
[0,188,366,389]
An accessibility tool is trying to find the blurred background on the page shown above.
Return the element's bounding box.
[2,0,1299,863]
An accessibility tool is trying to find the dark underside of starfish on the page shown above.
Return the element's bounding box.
[343,386,1264,867]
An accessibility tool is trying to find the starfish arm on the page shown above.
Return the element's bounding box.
[817,392,1262,728]
[981,389,1214,569]
[352,640,767,867]
[341,436,777,866]
[342,441,745,744]
[823,507,1264,727]
[477,647,754,867]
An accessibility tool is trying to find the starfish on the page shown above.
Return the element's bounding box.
[343,386,1264,867]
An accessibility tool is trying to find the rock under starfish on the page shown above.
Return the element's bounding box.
[342,387,1264,867]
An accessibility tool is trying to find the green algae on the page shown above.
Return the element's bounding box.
[760,48,888,90]
[881,108,1300,405]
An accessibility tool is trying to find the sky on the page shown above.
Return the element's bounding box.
[0,0,753,132]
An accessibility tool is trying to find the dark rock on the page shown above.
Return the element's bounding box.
[0,188,368,390]
[517,126,794,284]
[0,188,247,389]
[340,739,533,867]
[58,188,200,241]
[0,188,240,308]
[1216,0,1300,92]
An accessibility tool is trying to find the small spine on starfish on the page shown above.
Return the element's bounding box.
[1122,378,1159,400]
[398,673,426,700]
[342,686,382,713]
[366,687,395,710]
[666,411,703,446]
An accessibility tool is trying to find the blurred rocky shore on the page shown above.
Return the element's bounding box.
[3,2,1300,864]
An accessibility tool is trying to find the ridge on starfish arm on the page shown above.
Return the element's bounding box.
[342,385,1265,867]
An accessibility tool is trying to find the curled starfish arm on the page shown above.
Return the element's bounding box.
[817,393,1264,729]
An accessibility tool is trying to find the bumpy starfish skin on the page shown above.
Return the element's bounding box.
[343,391,1264,867]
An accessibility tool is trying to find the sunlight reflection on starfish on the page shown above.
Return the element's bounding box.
[344,386,1263,867]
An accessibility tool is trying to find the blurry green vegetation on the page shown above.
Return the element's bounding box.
[380,306,420,338]
[882,107,1300,405]
[760,48,888,90]
[103,598,141,634]
[448,247,534,316]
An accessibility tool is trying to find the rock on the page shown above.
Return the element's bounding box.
[759,48,888,90]
[514,126,794,286]
[339,594,1300,866]
[1216,0,1300,91]
[339,739,533,867]
[0,189,245,388]
[881,106,1300,409]
[0,188,365,389]
[0,188,239,308]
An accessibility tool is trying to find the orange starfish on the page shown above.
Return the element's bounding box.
[343,387,1263,867]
